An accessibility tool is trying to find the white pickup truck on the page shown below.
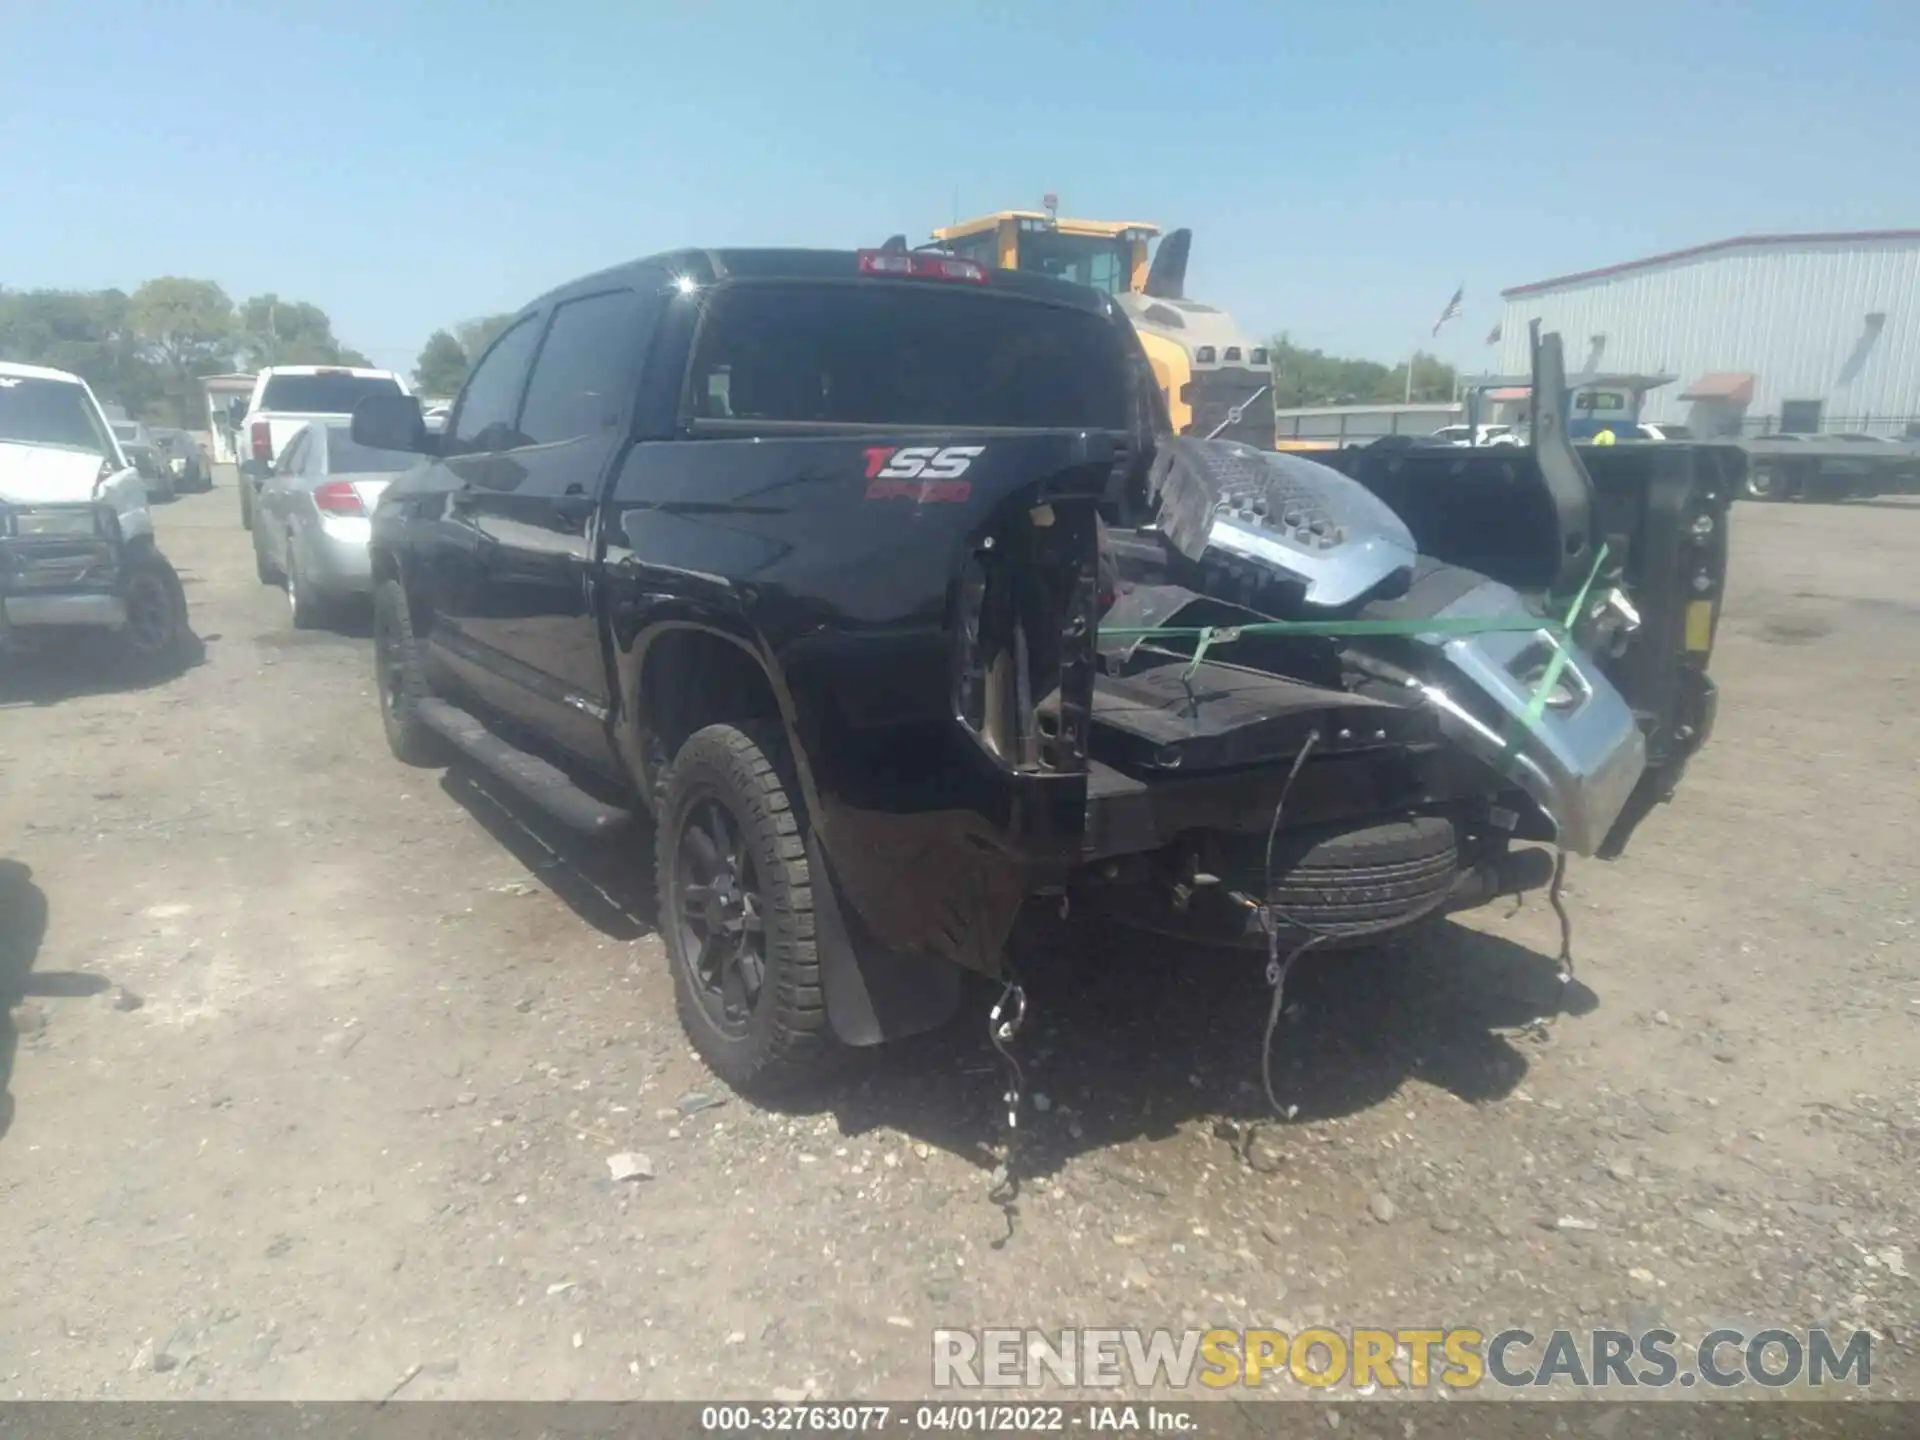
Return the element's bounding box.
[0,360,191,663]
[228,365,411,529]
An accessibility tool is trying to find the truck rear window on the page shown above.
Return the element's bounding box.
[687,283,1131,431]
[259,373,402,415]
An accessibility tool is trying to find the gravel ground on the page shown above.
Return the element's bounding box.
[1,473,1915,1404]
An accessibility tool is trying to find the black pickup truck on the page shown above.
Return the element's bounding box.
[351,249,1734,1093]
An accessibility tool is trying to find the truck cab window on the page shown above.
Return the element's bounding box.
[687,283,1130,430]
[449,316,542,454]
[1016,231,1131,296]
[517,289,654,446]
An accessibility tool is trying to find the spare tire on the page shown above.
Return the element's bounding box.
[1263,814,1461,936]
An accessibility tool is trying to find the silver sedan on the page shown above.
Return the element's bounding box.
[251,421,418,628]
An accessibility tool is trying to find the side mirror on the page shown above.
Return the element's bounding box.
[352,393,431,454]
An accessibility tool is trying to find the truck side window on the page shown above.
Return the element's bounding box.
[449,316,542,456]
[517,289,656,447]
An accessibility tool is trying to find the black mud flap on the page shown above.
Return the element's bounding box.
[810,833,963,1047]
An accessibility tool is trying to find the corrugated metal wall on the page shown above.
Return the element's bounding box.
[1495,238,1920,426]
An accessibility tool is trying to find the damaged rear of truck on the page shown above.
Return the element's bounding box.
[775,305,1736,1085]
[358,248,1734,1100]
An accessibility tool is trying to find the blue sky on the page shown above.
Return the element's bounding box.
[4,0,1916,379]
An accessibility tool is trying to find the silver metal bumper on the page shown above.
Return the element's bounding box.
[1415,579,1647,856]
[3,593,128,628]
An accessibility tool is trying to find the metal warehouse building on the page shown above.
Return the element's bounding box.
[1493,230,1920,438]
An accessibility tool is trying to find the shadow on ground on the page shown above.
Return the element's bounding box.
[0,859,111,1142]
[0,626,208,707]
[436,768,1591,1189]
[768,908,1591,1188]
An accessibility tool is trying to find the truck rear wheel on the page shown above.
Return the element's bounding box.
[657,723,831,1094]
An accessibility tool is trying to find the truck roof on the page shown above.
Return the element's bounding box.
[528,247,1124,320]
[256,364,400,379]
[0,360,90,385]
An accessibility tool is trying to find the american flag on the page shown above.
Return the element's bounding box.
[1485,322,1502,345]
[1432,284,1464,337]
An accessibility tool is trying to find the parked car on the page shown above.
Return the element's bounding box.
[148,427,212,493]
[1429,423,1515,447]
[0,361,191,663]
[250,421,416,628]
[108,417,173,500]
[351,247,1726,1095]
[227,365,411,530]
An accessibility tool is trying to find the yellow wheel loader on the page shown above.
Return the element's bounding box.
[913,197,1274,448]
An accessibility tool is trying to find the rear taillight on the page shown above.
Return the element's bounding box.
[250,421,272,461]
[314,480,364,516]
[857,249,988,283]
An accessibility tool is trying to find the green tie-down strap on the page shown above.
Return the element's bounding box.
[1099,544,1613,730]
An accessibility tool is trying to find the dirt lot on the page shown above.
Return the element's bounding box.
[2,474,1915,1403]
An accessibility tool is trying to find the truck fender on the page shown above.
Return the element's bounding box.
[624,617,961,1045]
[103,468,153,544]
[808,831,963,1047]
[620,614,819,809]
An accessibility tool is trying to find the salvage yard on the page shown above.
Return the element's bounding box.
[1,473,1916,1400]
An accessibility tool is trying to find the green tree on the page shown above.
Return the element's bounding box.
[236,293,368,370]
[454,313,515,364]
[1385,350,1460,404]
[128,277,235,424]
[1267,334,1458,407]
[411,329,469,396]
[409,313,517,398]
[1268,334,1392,408]
[0,287,164,417]
[128,277,234,370]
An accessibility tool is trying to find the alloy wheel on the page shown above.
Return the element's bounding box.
[673,797,768,1037]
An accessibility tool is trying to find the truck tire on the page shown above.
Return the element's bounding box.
[657,722,831,1095]
[372,578,443,766]
[1744,465,1782,501]
[116,547,191,668]
[1265,815,1461,936]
